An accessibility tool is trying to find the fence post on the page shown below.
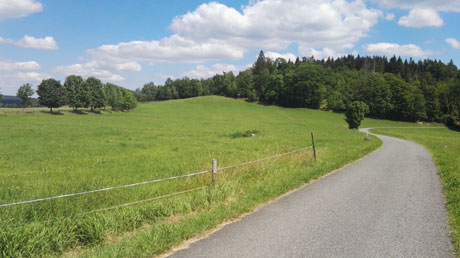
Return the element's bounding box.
[212,159,217,185]
[311,132,317,161]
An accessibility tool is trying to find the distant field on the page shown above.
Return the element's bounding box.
[372,127,460,257]
[0,96,432,257]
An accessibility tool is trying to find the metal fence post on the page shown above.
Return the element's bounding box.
[311,132,317,161]
[212,159,217,185]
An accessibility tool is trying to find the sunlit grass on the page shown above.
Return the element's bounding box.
[372,127,460,257]
[0,96,395,257]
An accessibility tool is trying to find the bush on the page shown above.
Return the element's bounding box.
[230,130,260,138]
[345,101,369,129]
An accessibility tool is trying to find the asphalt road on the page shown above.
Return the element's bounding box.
[169,129,453,258]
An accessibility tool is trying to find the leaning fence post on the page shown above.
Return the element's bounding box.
[311,132,317,161]
[212,159,217,185]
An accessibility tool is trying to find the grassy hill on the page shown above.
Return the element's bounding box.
[0,96,441,257]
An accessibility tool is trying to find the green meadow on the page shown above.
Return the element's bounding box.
[372,127,460,256]
[0,96,449,257]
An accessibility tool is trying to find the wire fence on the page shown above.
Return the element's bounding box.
[83,186,209,215]
[0,145,314,209]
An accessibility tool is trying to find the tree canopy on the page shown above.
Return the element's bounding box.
[135,52,460,128]
[64,75,88,110]
[37,79,67,112]
[30,76,136,112]
[17,83,35,109]
[345,101,370,129]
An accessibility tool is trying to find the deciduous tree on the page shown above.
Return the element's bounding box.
[345,101,369,129]
[86,77,107,111]
[17,83,35,109]
[37,79,67,112]
[64,75,86,110]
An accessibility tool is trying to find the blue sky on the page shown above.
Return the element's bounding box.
[1,0,459,95]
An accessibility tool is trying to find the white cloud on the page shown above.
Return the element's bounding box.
[385,13,395,21]
[0,35,58,50]
[183,64,242,79]
[0,60,40,71]
[364,42,434,58]
[0,0,42,20]
[369,0,460,12]
[14,61,41,70]
[87,35,245,65]
[264,51,297,61]
[55,62,125,82]
[446,38,460,49]
[0,59,47,95]
[13,72,48,82]
[298,47,347,59]
[87,0,380,65]
[398,9,443,28]
[112,61,142,72]
[170,0,381,52]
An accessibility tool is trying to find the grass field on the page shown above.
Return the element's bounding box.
[0,96,443,257]
[372,127,460,257]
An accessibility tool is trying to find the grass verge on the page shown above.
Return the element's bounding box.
[372,128,460,257]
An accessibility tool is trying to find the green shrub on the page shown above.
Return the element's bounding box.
[345,101,369,129]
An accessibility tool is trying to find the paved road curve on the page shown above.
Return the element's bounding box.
[169,130,453,258]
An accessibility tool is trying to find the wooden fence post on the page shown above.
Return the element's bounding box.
[311,132,317,161]
[212,159,217,185]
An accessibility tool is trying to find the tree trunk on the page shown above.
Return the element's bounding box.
[50,107,53,113]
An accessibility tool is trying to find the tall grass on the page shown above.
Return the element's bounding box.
[0,96,416,257]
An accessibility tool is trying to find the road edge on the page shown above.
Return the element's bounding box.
[158,132,383,258]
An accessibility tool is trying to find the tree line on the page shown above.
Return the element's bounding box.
[135,51,460,128]
[15,75,137,112]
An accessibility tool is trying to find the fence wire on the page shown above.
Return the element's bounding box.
[0,170,210,208]
[218,146,313,171]
[83,186,209,214]
[0,146,312,208]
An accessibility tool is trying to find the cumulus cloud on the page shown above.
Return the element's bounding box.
[0,59,47,95]
[0,35,58,50]
[385,13,395,21]
[13,72,48,82]
[55,62,125,82]
[264,51,297,61]
[87,0,380,65]
[369,0,460,12]
[446,38,460,49]
[87,35,245,65]
[170,0,380,52]
[398,9,443,28]
[298,47,347,59]
[0,0,42,20]
[183,64,242,79]
[0,60,40,71]
[111,61,142,72]
[364,42,434,58]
